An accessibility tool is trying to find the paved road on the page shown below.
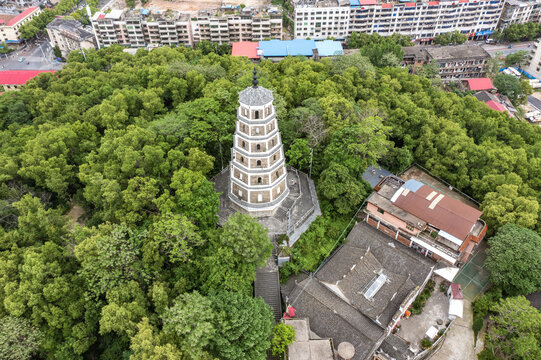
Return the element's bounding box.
[0,40,64,71]
[481,41,534,58]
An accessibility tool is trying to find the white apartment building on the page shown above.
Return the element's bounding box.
[91,7,282,48]
[499,0,541,28]
[527,38,541,78]
[46,18,96,57]
[92,9,192,48]
[192,7,282,44]
[294,0,505,42]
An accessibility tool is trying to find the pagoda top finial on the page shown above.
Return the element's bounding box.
[252,67,258,88]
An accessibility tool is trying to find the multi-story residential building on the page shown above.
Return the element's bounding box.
[294,0,505,42]
[527,38,541,78]
[364,169,487,266]
[402,44,490,81]
[91,7,282,48]
[193,7,282,44]
[46,18,97,57]
[92,9,193,48]
[0,6,40,43]
[499,0,541,28]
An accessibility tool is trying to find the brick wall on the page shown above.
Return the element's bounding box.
[250,189,271,203]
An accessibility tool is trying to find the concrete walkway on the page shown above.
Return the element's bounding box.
[431,300,475,360]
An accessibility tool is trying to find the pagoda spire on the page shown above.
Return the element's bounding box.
[252,67,258,88]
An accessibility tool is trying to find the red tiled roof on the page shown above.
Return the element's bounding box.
[6,7,38,27]
[381,3,393,7]
[98,14,105,19]
[466,78,494,91]
[393,184,482,241]
[485,100,506,112]
[359,0,377,5]
[231,41,259,59]
[450,284,463,299]
[0,70,55,85]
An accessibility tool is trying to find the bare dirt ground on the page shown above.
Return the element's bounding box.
[137,0,269,13]
[66,204,86,227]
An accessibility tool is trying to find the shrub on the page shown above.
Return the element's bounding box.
[271,323,296,356]
[420,338,432,349]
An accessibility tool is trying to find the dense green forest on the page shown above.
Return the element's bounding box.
[0,44,540,359]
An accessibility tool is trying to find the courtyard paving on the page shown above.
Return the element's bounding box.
[397,277,449,353]
[431,300,476,360]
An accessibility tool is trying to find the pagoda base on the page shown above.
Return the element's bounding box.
[213,166,321,245]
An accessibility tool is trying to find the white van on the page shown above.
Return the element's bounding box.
[485,39,495,44]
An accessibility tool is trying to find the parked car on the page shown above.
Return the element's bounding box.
[508,44,513,49]
[18,57,24,62]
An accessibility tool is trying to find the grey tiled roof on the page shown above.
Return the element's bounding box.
[238,86,274,106]
[378,334,415,360]
[284,222,434,360]
[289,278,384,360]
[317,245,419,327]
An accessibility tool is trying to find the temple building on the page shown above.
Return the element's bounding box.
[229,69,289,216]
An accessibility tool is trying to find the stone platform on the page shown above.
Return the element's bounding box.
[213,166,321,245]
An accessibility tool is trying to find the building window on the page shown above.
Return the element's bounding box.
[240,156,244,163]
[377,208,385,215]
[277,186,281,194]
[242,141,246,148]
[256,144,261,151]
[256,127,260,134]
[238,189,243,197]
[257,160,261,167]
[254,110,259,119]
[257,194,263,202]
[258,177,262,184]
[273,154,277,161]
[275,171,279,179]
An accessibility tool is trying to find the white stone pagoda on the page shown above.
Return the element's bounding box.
[228,69,289,216]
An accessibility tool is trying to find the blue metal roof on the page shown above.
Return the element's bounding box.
[349,0,360,5]
[315,40,344,57]
[258,39,316,57]
[402,179,424,192]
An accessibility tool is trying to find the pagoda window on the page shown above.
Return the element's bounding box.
[254,110,260,119]
[240,156,244,163]
[256,144,261,151]
[258,177,262,184]
[257,160,261,167]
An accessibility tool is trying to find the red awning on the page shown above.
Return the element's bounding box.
[428,1,439,5]
[381,3,393,7]
[405,2,416,6]
[359,0,377,4]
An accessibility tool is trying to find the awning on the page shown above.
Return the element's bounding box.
[449,299,463,318]
[411,237,457,264]
[434,267,459,282]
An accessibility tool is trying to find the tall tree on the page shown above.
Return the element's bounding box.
[209,292,273,360]
[485,223,541,296]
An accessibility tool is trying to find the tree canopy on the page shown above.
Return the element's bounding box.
[486,223,541,296]
[0,41,540,358]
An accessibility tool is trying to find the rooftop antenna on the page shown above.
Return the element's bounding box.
[252,67,258,88]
